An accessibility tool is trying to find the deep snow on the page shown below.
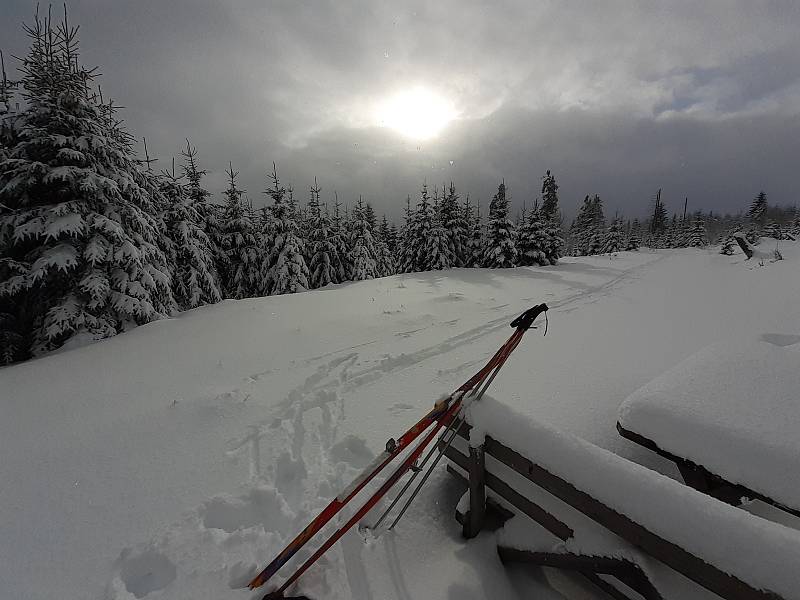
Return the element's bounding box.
[1,241,798,600]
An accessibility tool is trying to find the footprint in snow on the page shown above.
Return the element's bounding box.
[330,435,374,469]
[201,487,294,535]
[389,402,415,415]
[114,547,177,598]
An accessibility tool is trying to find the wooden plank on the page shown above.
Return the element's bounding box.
[443,444,573,541]
[617,422,800,519]
[580,571,640,600]
[477,430,784,600]
[498,547,663,600]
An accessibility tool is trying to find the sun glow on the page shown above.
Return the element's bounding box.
[376,87,457,140]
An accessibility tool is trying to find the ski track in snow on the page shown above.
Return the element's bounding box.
[105,254,662,600]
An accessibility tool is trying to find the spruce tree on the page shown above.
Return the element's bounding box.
[264,166,309,294]
[427,210,453,271]
[159,165,221,309]
[517,204,549,266]
[686,217,707,247]
[409,184,434,271]
[375,215,396,277]
[329,193,349,283]
[790,209,800,236]
[483,181,517,268]
[398,195,416,273]
[219,164,260,298]
[747,191,768,228]
[349,198,377,280]
[602,218,624,254]
[544,216,565,264]
[0,11,175,361]
[306,180,338,288]
[440,182,468,266]
[763,221,782,240]
[571,194,605,256]
[540,170,560,221]
[626,219,641,251]
[466,201,485,268]
[719,232,737,255]
[180,141,222,273]
[649,188,668,239]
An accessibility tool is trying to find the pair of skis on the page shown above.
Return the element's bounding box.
[248,303,549,599]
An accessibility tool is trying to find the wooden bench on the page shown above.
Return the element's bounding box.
[442,399,800,600]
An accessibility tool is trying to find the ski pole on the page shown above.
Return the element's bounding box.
[247,316,527,590]
[387,328,525,530]
[387,304,547,529]
[263,400,464,600]
[371,329,526,532]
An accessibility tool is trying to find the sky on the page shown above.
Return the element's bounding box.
[2,1,800,221]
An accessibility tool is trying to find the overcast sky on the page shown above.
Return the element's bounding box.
[3,1,800,221]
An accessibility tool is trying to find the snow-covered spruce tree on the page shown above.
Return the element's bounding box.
[375,215,396,277]
[626,219,641,250]
[220,163,261,298]
[398,196,415,273]
[159,166,221,309]
[387,221,399,255]
[427,208,453,271]
[329,194,349,283]
[540,169,560,221]
[180,139,225,280]
[306,180,338,288]
[790,210,800,237]
[571,194,605,256]
[409,184,434,272]
[719,232,737,255]
[349,198,377,280]
[686,217,707,247]
[483,181,517,268]
[430,189,456,269]
[648,188,668,241]
[467,201,485,267]
[663,215,679,248]
[747,191,768,229]
[516,204,548,266]
[763,221,783,240]
[264,165,309,294]
[544,216,565,264]
[440,181,468,266]
[0,49,25,362]
[0,12,176,361]
[602,218,624,254]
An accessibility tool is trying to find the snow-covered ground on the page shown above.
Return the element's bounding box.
[1,242,798,600]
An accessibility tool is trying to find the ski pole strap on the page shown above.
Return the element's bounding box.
[510,303,548,331]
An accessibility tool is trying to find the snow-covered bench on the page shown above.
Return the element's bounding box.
[618,336,800,518]
[443,396,800,600]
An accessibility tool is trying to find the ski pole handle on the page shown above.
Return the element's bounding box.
[510,303,548,330]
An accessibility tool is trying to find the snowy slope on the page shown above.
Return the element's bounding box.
[1,243,799,600]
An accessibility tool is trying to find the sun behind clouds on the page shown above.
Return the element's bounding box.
[375,87,458,140]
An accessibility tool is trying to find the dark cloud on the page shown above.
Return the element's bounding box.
[2,1,799,220]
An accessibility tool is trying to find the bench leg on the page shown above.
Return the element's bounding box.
[463,444,486,538]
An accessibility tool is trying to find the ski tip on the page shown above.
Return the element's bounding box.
[248,573,267,590]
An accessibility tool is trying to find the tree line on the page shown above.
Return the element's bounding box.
[2,10,797,364]
[0,11,567,363]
